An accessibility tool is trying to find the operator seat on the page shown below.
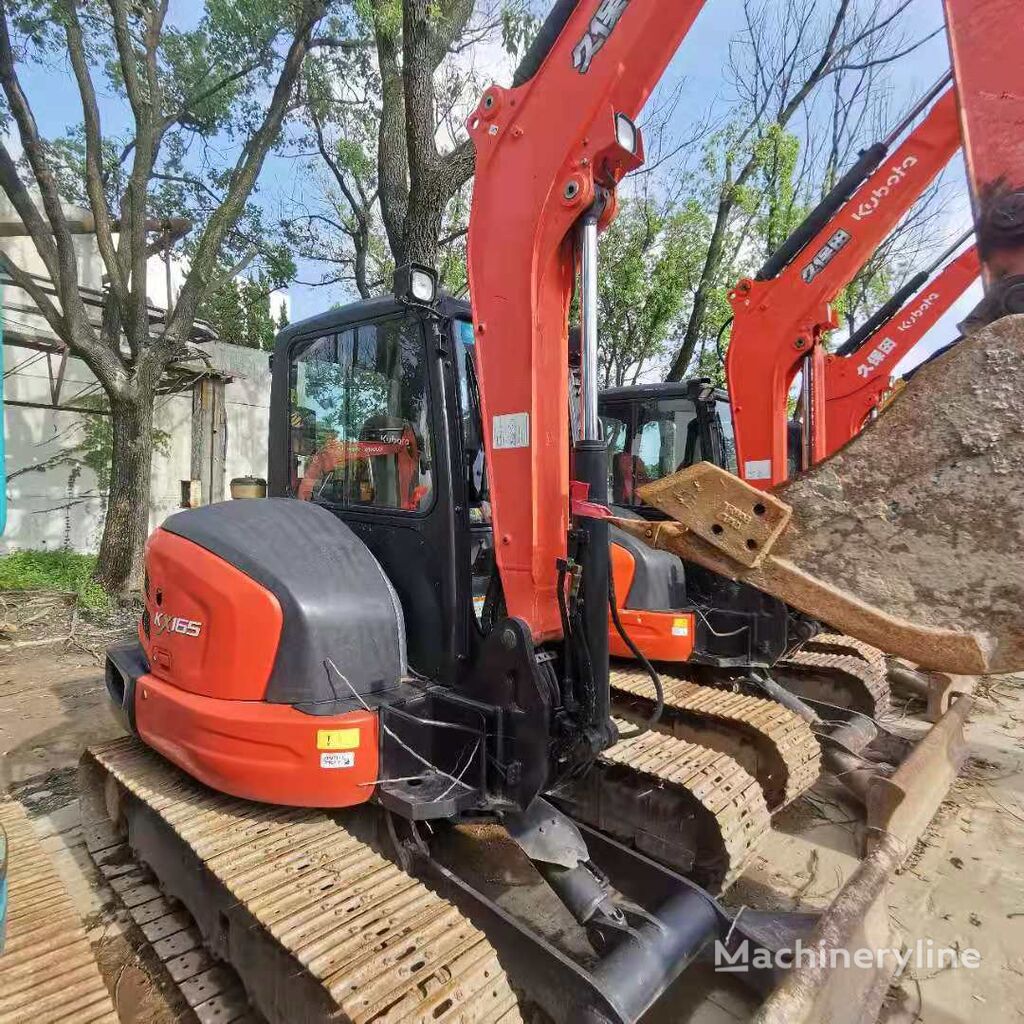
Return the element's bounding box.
[360,415,422,510]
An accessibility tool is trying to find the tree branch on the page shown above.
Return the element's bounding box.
[61,0,128,308]
[169,1,326,340]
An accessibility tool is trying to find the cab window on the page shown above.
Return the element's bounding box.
[606,397,703,505]
[289,316,433,511]
[716,399,738,473]
[635,398,702,478]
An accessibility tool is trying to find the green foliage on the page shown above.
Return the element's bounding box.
[596,197,711,386]
[355,0,401,37]
[199,272,288,350]
[501,6,539,57]
[0,550,109,610]
[753,124,807,258]
[26,0,307,298]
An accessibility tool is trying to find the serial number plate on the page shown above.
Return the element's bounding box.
[320,752,355,769]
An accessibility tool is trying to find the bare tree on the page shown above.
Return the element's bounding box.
[0,0,328,593]
[665,0,943,380]
[285,0,530,298]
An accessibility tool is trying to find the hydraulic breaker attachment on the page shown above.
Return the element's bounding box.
[614,314,1024,675]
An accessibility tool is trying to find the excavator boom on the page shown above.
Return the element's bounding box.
[727,87,962,488]
[467,0,707,641]
[823,243,981,456]
[629,8,1024,673]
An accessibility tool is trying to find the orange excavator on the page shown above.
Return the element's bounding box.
[603,81,971,722]
[82,2,1024,1023]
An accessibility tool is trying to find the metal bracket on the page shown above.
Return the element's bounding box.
[46,345,69,408]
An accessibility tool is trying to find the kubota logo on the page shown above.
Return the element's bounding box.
[153,611,203,638]
[897,291,941,332]
[850,155,919,221]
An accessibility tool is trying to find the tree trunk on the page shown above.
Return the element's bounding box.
[667,196,733,380]
[94,390,155,596]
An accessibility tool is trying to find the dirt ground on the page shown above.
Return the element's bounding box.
[2,639,1023,1023]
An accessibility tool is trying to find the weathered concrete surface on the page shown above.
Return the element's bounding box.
[778,314,1024,673]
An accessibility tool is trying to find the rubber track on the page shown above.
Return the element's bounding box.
[87,737,523,1024]
[609,667,821,810]
[0,799,119,1024]
[598,718,771,890]
[774,647,890,717]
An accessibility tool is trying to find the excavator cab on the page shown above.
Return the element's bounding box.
[599,384,806,669]
[269,294,486,683]
[601,380,735,509]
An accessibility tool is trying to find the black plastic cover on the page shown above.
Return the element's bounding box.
[609,506,687,611]
[162,498,407,710]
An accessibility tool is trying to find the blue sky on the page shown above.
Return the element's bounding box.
[9,0,979,373]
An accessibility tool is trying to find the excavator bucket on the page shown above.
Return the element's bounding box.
[618,314,1024,675]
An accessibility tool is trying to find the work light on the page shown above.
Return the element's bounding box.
[394,263,439,307]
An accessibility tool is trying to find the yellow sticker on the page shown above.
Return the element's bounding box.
[671,617,690,637]
[317,728,361,751]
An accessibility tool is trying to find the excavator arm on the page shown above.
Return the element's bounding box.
[621,2,1024,675]
[466,0,707,642]
[726,87,962,488]
[822,242,981,457]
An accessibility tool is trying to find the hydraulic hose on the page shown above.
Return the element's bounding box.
[607,569,665,738]
[512,0,579,87]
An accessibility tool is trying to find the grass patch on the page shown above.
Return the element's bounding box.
[0,550,110,610]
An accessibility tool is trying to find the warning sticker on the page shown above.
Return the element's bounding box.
[320,752,355,770]
[671,617,690,637]
[492,412,530,450]
[317,728,360,751]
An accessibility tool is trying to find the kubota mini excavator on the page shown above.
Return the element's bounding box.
[81,2,1024,1023]
[601,84,968,744]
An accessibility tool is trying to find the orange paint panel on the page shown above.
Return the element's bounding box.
[609,610,695,663]
[142,529,282,700]
[135,673,378,807]
[609,542,694,661]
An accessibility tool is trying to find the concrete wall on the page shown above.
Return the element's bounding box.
[1,341,272,554]
[0,190,278,553]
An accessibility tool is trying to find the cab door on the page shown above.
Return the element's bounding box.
[269,308,467,682]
